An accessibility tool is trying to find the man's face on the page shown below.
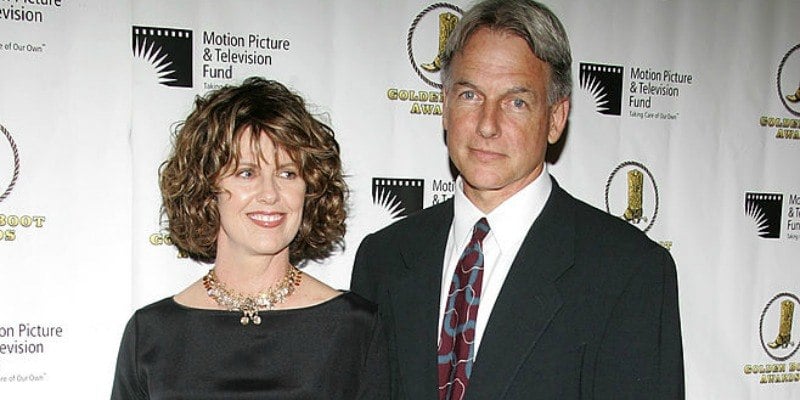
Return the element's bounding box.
[443,28,569,212]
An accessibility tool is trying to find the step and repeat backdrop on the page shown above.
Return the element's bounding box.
[1,0,799,398]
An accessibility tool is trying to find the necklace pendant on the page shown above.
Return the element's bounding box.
[204,266,302,326]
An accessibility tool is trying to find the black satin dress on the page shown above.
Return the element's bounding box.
[111,292,389,399]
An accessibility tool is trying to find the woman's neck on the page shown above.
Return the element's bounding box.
[212,250,292,294]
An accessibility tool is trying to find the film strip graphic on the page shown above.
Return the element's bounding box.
[0,123,20,203]
[580,63,623,116]
[132,26,193,88]
[372,177,424,219]
[745,192,783,239]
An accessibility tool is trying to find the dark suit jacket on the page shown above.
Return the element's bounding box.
[351,179,684,399]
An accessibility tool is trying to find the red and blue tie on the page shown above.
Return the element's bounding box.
[437,218,491,400]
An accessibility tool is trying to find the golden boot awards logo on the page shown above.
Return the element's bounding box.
[0,123,46,242]
[0,123,20,204]
[387,3,462,116]
[605,161,659,233]
[759,43,800,140]
[407,3,461,87]
[148,228,188,258]
[778,43,800,117]
[743,292,800,385]
[760,293,800,361]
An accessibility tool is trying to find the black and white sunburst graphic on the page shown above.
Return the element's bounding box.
[372,178,424,220]
[579,63,623,116]
[745,192,783,239]
[132,26,193,88]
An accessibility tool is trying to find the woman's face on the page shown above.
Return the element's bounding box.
[215,130,306,261]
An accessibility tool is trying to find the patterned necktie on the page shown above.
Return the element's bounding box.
[437,218,491,400]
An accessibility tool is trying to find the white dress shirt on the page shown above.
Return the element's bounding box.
[437,167,553,357]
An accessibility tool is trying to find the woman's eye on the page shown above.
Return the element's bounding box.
[279,170,297,179]
[236,169,253,178]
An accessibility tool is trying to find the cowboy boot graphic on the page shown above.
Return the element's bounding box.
[622,169,644,223]
[767,300,794,349]
[421,12,458,72]
[787,84,800,103]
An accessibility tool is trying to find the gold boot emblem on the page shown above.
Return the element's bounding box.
[768,300,794,349]
[420,12,458,72]
[622,169,645,223]
[787,86,800,103]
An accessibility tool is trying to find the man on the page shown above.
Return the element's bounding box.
[351,1,684,398]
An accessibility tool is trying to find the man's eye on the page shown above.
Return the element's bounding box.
[460,91,476,100]
[512,98,526,108]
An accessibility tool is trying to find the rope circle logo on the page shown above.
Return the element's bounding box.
[759,292,800,361]
[777,43,800,117]
[0,123,20,203]
[604,161,659,232]
[407,3,463,89]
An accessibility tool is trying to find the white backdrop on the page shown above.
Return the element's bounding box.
[1,1,799,398]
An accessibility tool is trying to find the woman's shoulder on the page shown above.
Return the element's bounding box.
[128,296,184,324]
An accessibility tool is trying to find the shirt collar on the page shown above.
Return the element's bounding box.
[453,166,552,252]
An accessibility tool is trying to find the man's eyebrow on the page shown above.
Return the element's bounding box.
[452,80,477,89]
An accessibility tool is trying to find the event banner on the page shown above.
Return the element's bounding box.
[1,1,799,398]
[0,1,132,398]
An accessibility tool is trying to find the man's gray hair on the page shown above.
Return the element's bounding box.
[441,0,572,105]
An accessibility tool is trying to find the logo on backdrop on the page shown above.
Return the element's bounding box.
[745,192,784,239]
[357,177,454,237]
[387,3,462,116]
[407,3,463,89]
[604,161,659,233]
[759,43,800,141]
[132,26,193,88]
[0,123,20,204]
[0,123,46,242]
[579,63,623,116]
[372,177,424,219]
[743,292,800,385]
[760,293,800,362]
[148,229,188,258]
[578,61,694,121]
[778,43,800,117]
[199,30,291,88]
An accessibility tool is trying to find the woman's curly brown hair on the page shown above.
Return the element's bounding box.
[159,77,347,265]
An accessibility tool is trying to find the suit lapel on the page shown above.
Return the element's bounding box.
[389,201,454,399]
[467,180,576,399]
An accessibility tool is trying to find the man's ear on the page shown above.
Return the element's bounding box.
[548,97,570,144]
[442,87,450,131]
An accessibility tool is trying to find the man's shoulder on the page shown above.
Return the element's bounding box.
[554,184,664,253]
[365,199,451,240]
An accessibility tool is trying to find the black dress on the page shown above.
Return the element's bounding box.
[111,292,389,399]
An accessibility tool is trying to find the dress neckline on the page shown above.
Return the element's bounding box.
[169,290,349,313]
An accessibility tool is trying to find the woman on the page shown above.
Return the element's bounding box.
[112,77,388,399]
